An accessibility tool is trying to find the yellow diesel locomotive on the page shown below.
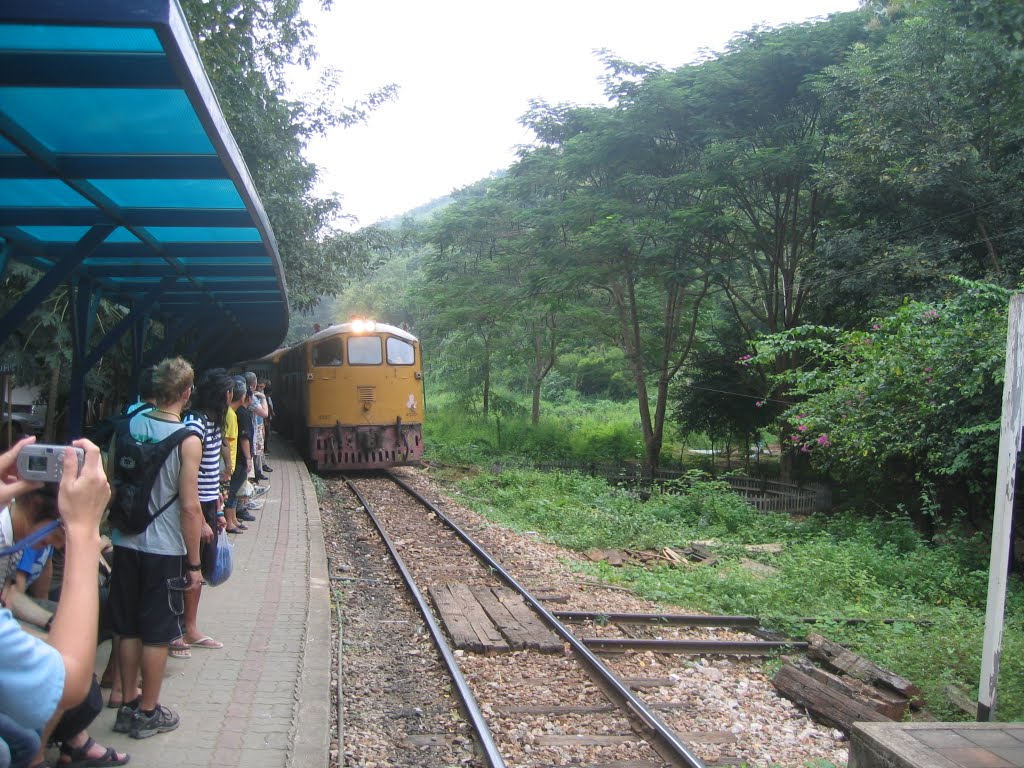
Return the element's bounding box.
[273,321,424,470]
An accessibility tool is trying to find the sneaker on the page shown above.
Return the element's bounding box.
[238,511,256,522]
[252,485,269,498]
[113,697,141,733]
[131,704,180,739]
[246,500,264,511]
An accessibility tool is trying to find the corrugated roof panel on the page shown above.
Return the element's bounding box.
[0,88,213,155]
[146,227,263,243]
[0,24,162,52]
[88,179,243,209]
[0,179,90,206]
[17,225,140,243]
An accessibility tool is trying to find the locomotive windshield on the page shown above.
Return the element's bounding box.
[313,338,343,366]
[386,338,415,365]
[347,336,382,365]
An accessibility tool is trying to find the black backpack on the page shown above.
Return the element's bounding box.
[108,418,192,534]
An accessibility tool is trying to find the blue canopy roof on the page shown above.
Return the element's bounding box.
[0,0,289,368]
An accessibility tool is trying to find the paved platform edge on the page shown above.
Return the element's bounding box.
[288,453,332,768]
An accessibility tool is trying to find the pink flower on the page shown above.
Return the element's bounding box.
[817,434,830,447]
[755,400,765,408]
[797,425,807,432]
[871,324,881,330]
[800,445,810,453]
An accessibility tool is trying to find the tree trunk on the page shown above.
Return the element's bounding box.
[481,333,491,416]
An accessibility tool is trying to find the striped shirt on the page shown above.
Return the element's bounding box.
[184,413,223,503]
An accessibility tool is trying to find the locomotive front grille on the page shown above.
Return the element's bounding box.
[356,386,375,404]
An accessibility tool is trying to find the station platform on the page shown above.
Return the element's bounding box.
[851,721,1024,768]
[87,442,332,768]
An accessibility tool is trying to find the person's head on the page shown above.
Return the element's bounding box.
[192,368,233,425]
[229,376,247,408]
[244,371,257,390]
[151,357,194,408]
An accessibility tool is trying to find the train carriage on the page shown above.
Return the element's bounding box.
[274,321,424,471]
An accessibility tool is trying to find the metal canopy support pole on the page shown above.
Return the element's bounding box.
[66,277,100,438]
[129,311,153,400]
[978,293,1024,720]
[0,225,114,345]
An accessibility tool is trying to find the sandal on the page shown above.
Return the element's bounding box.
[169,641,191,659]
[187,635,223,649]
[59,736,129,767]
[226,527,244,534]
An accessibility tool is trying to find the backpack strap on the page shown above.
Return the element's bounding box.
[146,427,196,526]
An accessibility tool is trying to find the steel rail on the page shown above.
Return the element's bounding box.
[582,638,807,655]
[342,476,507,768]
[554,611,761,628]
[385,471,707,768]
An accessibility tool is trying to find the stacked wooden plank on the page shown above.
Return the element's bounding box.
[773,634,923,734]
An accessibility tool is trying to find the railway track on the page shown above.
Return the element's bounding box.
[322,470,835,767]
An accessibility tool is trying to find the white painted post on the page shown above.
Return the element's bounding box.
[978,293,1024,720]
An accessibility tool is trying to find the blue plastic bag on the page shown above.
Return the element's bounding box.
[207,528,233,586]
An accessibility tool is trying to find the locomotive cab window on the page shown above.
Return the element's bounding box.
[347,336,382,365]
[313,338,343,366]
[386,338,415,365]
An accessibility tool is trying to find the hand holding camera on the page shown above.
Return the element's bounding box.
[0,437,110,532]
[0,436,45,508]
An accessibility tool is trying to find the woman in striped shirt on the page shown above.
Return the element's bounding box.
[171,368,234,656]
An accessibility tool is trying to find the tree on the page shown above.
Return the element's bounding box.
[753,278,1011,523]
[179,0,398,312]
[816,0,1024,315]
[510,93,726,474]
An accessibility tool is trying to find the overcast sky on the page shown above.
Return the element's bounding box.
[294,0,861,229]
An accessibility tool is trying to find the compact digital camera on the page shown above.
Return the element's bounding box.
[16,444,85,483]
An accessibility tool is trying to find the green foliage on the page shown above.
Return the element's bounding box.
[752,279,1011,516]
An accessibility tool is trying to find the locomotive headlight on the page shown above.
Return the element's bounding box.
[352,318,376,333]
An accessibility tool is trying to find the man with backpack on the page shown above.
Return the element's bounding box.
[105,357,204,740]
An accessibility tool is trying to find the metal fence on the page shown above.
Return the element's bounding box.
[530,459,829,514]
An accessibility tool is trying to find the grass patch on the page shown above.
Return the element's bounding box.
[452,467,1024,722]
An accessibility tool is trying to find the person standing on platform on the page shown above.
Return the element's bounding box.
[106,356,203,740]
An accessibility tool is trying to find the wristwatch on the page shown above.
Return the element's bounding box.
[186,563,202,572]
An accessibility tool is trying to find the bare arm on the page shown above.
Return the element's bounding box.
[250,394,269,419]
[178,435,204,590]
[48,439,110,709]
[2,571,53,629]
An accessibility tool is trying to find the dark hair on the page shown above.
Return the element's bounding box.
[21,485,58,523]
[230,376,246,403]
[191,368,233,427]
